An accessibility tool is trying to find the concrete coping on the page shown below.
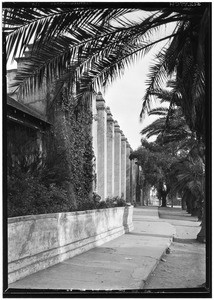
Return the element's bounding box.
[96,92,106,109]
[120,130,127,141]
[96,101,106,110]
[107,115,114,122]
[106,106,111,114]
[114,120,122,133]
[106,106,114,121]
[121,135,127,141]
[8,207,128,224]
[96,92,105,101]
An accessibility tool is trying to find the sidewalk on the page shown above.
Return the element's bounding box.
[9,206,175,291]
[143,207,206,289]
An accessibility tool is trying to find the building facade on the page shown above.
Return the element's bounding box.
[6,51,137,204]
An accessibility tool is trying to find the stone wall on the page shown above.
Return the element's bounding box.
[8,206,134,284]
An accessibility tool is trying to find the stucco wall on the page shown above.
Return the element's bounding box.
[8,206,134,284]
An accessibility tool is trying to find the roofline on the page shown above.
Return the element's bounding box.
[7,96,51,126]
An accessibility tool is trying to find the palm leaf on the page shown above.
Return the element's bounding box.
[4,6,185,97]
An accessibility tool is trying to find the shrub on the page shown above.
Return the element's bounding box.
[97,197,127,209]
[113,197,127,207]
[67,194,127,211]
[7,163,128,217]
[97,200,109,209]
[7,166,76,217]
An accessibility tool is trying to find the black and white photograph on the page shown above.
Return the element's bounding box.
[2,1,211,297]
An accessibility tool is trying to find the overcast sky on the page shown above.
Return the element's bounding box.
[103,52,157,150]
[102,42,174,150]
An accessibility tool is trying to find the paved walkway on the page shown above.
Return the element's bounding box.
[9,206,175,291]
[144,207,206,289]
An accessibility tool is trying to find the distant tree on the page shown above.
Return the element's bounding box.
[130,139,179,207]
[171,154,204,219]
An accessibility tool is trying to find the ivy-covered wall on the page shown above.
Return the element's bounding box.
[49,89,95,210]
[7,85,96,216]
[7,82,128,217]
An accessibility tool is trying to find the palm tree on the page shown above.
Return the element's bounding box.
[141,4,210,143]
[140,85,204,157]
[141,105,192,142]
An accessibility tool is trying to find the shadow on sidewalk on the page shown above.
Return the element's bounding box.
[175,224,200,228]
[127,232,173,239]
[173,237,201,244]
[133,218,160,222]
[158,207,199,222]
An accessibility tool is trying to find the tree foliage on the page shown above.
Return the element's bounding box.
[130,139,179,206]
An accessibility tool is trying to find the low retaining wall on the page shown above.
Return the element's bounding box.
[8,206,134,284]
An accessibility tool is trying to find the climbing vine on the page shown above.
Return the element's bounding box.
[46,88,95,210]
[7,86,95,216]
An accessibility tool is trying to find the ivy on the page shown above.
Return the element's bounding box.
[46,89,95,210]
[7,86,95,216]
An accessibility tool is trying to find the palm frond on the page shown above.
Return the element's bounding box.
[148,107,168,116]
[3,7,134,61]
[5,6,184,98]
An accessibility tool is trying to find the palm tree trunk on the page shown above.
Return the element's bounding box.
[161,194,167,207]
[140,189,144,206]
[186,198,192,214]
[181,196,187,210]
[197,205,206,243]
